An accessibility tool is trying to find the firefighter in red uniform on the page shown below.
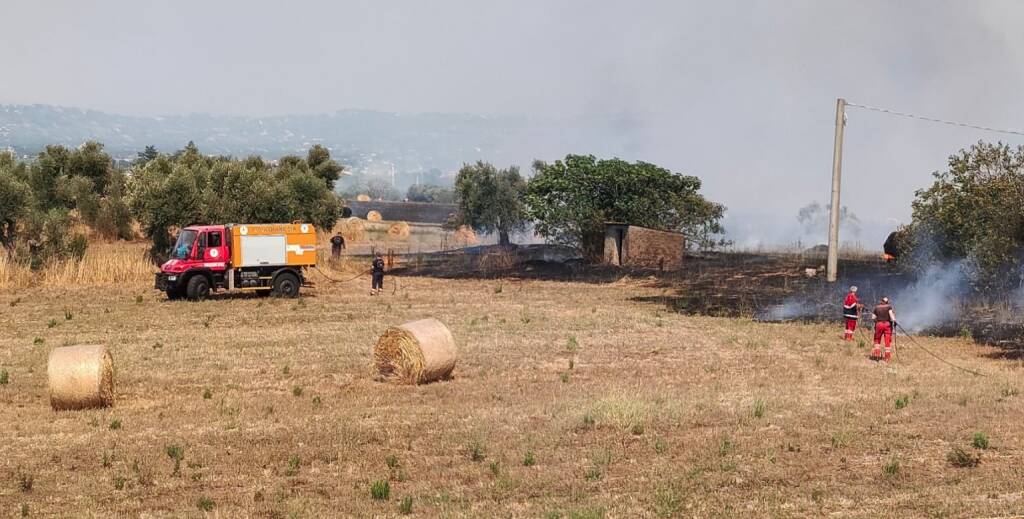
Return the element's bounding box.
[842,285,862,341]
[871,297,897,361]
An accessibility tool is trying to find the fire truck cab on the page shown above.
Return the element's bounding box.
[155,223,317,301]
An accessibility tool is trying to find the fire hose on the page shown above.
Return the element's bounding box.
[893,322,987,377]
[312,265,370,284]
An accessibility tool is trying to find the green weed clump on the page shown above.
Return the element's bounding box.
[370,480,390,500]
[972,432,990,450]
[523,451,536,467]
[166,444,185,476]
[398,496,413,514]
[882,456,900,477]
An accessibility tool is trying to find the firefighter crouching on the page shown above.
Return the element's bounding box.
[871,297,897,361]
[842,285,863,341]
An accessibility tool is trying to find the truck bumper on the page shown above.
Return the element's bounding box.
[154,273,183,292]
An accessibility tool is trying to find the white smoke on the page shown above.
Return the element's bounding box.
[888,261,967,333]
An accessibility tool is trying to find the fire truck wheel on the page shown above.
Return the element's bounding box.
[273,272,300,298]
[166,287,184,301]
[186,275,211,301]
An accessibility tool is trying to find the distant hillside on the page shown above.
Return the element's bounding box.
[0,104,641,189]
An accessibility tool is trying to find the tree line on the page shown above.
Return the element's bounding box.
[0,140,728,268]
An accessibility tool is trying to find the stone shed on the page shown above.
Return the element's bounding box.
[603,223,685,271]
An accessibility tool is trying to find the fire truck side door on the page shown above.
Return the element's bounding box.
[202,230,227,268]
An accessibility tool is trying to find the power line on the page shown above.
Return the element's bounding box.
[846,102,1024,138]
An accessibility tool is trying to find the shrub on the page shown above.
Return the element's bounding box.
[972,432,990,450]
[523,451,536,467]
[947,446,981,468]
[882,456,900,477]
[370,480,390,501]
[398,496,413,515]
[196,497,215,511]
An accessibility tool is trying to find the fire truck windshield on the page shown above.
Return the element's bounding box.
[171,230,198,259]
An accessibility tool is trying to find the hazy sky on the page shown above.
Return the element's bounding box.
[5,0,1024,246]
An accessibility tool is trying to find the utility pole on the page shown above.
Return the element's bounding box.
[826,98,846,282]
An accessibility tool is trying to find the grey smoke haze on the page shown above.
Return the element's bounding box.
[5,0,1024,247]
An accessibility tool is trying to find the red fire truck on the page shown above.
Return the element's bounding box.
[155,223,317,301]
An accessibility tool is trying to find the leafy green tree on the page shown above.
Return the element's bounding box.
[0,153,31,249]
[525,155,726,259]
[906,141,1024,292]
[66,141,112,194]
[453,161,527,246]
[136,145,160,166]
[306,145,344,189]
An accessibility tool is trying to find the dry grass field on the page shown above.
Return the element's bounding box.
[2,264,1024,517]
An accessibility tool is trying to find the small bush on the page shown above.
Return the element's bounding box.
[582,413,595,428]
[32,337,43,346]
[20,504,28,517]
[16,468,33,492]
[0,369,8,385]
[46,319,57,329]
[398,496,413,514]
[653,482,683,517]
[166,444,185,476]
[468,440,486,462]
[64,308,73,320]
[566,335,579,352]
[894,395,910,409]
[560,372,570,383]
[386,454,399,470]
[312,395,322,407]
[489,461,500,476]
[102,452,112,468]
[947,446,981,468]
[753,398,765,418]
[631,423,645,436]
[109,418,121,430]
[371,480,390,501]
[882,456,900,477]
[285,455,300,476]
[197,497,215,511]
[202,388,212,400]
[718,436,733,457]
[523,451,536,467]
[113,476,126,490]
[292,386,303,397]
[135,294,143,304]
[653,438,668,454]
[972,432,990,450]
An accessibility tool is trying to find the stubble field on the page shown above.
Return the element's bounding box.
[1,268,1023,518]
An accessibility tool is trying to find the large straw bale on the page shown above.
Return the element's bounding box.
[367,210,383,222]
[388,221,411,239]
[337,217,366,242]
[374,318,457,384]
[48,345,114,410]
[453,225,478,246]
[356,194,372,202]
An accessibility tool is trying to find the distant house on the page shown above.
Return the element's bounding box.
[603,223,685,271]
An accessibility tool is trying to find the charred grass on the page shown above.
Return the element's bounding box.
[0,268,1022,516]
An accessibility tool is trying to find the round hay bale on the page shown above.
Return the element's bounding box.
[388,221,411,239]
[356,194,371,202]
[374,318,457,385]
[48,345,114,410]
[340,217,366,242]
[453,225,478,246]
[366,210,383,222]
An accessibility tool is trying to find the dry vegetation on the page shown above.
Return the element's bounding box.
[1,256,1023,517]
